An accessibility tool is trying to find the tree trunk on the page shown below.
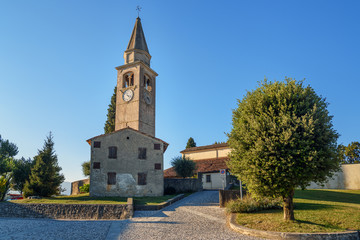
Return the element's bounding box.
[283,188,295,221]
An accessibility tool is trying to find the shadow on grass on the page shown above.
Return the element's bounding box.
[295,190,360,205]
[294,202,335,211]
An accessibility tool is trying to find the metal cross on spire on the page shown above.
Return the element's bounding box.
[136,6,142,17]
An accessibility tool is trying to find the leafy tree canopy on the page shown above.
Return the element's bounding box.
[171,156,197,178]
[338,142,360,164]
[227,78,340,220]
[186,137,196,149]
[104,86,117,134]
[23,132,65,197]
[11,157,33,193]
[82,161,90,177]
[0,135,18,174]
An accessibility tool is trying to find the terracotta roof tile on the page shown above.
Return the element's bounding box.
[164,157,229,178]
[180,143,228,153]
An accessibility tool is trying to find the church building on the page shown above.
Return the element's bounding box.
[86,17,168,197]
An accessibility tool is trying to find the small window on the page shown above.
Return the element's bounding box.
[154,163,161,170]
[154,143,161,150]
[138,172,147,185]
[108,146,117,159]
[93,162,100,169]
[94,141,101,148]
[138,148,147,159]
[108,172,116,185]
[144,74,152,91]
[123,72,134,88]
[206,175,211,183]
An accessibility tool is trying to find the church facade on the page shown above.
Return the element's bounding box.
[87,17,168,197]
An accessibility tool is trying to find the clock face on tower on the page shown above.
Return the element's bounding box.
[123,89,134,102]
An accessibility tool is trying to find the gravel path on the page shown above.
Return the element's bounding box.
[0,191,263,240]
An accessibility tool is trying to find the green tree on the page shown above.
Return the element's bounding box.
[171,156,196,178]
[186,137,196,149]
[23,132,65,197]
[227,78,340,221]
[82,161,90,177]
[104,86,117,134]
[338,142,360,164]
[11,157,33,193]
[0,135,18,201]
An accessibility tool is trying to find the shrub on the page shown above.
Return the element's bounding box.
[79,184,90,193]
[226,195,282,213]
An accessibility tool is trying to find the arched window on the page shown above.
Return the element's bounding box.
[123,72,134,88]
[143,74,152,91]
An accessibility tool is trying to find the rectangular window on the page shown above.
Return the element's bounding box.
[138,148,147,159]
[154,143,161,150]
[108,172,116,185]
[206,175,211,183]
[138,172,147,185]
[94,141,101,148]
[93,162,100,169]
[108,146,117,159]
[154,163,161,170]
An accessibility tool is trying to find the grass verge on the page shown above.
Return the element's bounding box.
[235,189,360,233]
[11,193,181,205]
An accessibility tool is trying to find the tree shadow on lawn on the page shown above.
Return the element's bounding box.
[294,202,336,211]
[295,190,360,205]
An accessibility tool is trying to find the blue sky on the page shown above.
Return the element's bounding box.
[1,1,359,182]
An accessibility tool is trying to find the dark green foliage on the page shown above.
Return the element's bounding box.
[23,133,65,198]
[338,142,360,164]
[171,156,196,178]
[82,161,90,177]
[104,86,117,134]
[0,135,18,174]
[226,195,282,213]
[11,157,33,193]
[185,137,196,149]
[0,135,18,201]
[214,141,226,144]
[79,183,90,193]
[227,78,340,220]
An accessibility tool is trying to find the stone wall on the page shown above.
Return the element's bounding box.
[71,178,90,195]
[219,190,246,208]
[164,178,202,193]
[308,164,360,190]
[0,202,132,220]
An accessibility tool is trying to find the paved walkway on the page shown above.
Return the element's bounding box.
[0,191,263,240]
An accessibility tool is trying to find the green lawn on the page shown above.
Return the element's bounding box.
[11,193,179,205]
[235,189,360,233]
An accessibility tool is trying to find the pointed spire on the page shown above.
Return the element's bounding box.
[126,17,149,53]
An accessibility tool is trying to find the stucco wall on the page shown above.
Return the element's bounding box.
[308,164,360,189]
[202,172,229,190]
[183,147,230,160]
[71,178,90,195]
[0,202,132,220]
[89,128,164,197]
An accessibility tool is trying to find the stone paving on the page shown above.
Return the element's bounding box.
[0,191,263,240]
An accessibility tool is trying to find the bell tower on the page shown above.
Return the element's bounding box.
[115,17,157,137]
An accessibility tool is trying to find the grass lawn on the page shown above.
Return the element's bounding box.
[235,189,360,233]
[11,193,180,205]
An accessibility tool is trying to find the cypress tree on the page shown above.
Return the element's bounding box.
[104,86,117,134]
[186,137,196,149]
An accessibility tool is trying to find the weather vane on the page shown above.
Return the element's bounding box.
[136,6,142,17]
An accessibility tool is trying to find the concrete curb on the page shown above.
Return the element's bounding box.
[227,213,359,240]
[134,194,185,211]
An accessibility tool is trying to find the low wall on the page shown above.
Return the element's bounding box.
[164,178,202,193]
[309,164,360,190]
[71,178,90,195]
[0,202,132,220]
[219,189,246,208]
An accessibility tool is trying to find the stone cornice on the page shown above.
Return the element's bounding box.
[115,61,158,76]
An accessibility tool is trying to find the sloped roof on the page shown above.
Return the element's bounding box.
[126,17,149,53]
[180,143,228,153]
[164,157,229,178]
[86,127,169,152]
